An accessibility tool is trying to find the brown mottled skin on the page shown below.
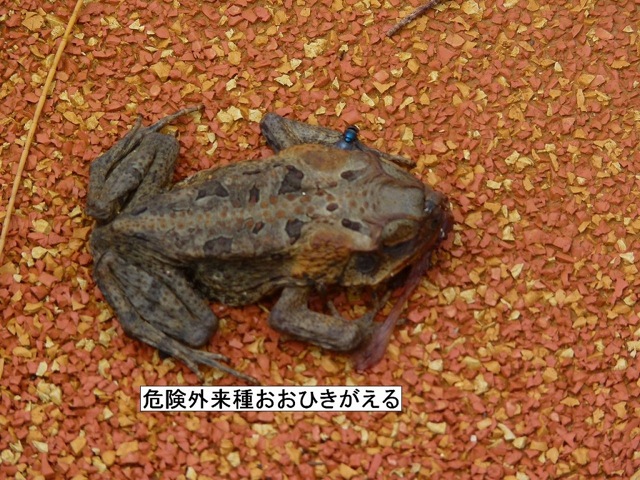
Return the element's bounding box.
[87,107,452,383]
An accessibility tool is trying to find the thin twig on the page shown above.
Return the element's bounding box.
[387,0,445,37]
[0,0,84,265]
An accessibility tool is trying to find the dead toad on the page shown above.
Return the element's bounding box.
[87,106,452,383]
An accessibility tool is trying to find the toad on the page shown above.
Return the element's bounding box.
[87,106,452,383]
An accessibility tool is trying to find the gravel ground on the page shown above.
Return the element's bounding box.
[1,0,639,478]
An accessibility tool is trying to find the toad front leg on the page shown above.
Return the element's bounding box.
[269,287,384,352]
[260,113,413,167]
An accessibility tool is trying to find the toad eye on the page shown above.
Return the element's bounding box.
[381,219,419,248]
[354,253,380,275]
[379,219,420,259]
[382,239,415,259]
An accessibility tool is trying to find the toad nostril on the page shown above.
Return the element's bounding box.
[424,190,448,216]
[424,196,440,215]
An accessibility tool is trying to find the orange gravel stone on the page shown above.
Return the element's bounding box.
[2,0,640,478]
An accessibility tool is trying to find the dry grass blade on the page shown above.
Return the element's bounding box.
[387,0,445,37]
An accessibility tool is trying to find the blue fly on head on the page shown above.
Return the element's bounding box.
[335,125,360,150]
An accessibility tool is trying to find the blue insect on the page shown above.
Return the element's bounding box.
[335,125,360,150]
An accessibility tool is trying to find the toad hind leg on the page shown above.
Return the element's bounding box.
[269,287,382,352]
[87,106,201,222]
[93,249,259,384]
